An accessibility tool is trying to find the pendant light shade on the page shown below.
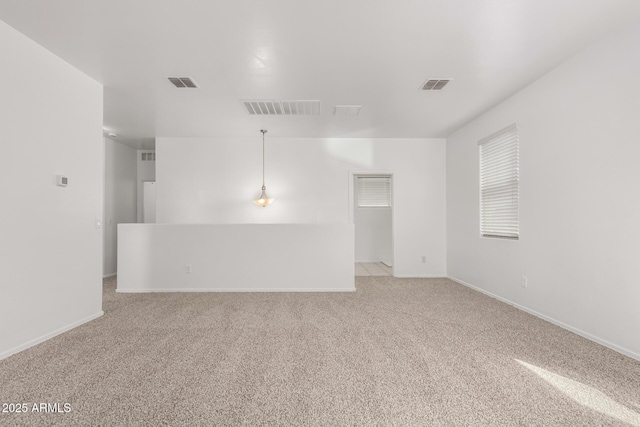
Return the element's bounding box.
[253,129,274,207]
[253,185,274,207]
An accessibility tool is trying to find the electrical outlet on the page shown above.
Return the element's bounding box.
[185,265,192,274]
[421,256,427,263]
[521,276,528,288]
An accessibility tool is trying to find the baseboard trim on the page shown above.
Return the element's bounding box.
[103,273,117,279]
[0,311,104,361]
[117,288,357,293]
[446,276,640,362]
[355,260,393,266]
[393,274,447,279]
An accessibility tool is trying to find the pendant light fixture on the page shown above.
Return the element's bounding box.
[252,129,274,207]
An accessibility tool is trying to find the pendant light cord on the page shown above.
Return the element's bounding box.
[261,129,267,186]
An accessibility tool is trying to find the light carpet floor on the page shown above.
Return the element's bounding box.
[1,277,639,426]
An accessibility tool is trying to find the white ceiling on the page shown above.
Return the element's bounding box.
[1,0,640,149]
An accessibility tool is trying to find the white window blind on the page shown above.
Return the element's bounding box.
[479,123,519,239]
[357,176,391,207]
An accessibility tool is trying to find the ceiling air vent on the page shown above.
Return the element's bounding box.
[141,152,156,161]
[168,77,198,88]
[242,100,321,116]
[421,78,451,91]
[334,105,362,116]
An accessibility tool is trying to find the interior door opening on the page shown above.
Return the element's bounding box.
[352,174,393,277]
[142,181,156,223]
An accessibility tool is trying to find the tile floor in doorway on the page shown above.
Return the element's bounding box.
[355,262,393,277]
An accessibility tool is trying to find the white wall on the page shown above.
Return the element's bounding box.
[446,22,640,359]
[136,150,155,223]
[156,137,447,277]
[104,138,137,276]
[117,224,354,292]
[0,20,103,359]
[355,207,392,265]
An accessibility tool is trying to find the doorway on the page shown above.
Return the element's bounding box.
[142,181,156,223]
[351,174,393,276]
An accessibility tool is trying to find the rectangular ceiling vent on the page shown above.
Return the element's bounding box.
[242,100,321,116]
[334,105,362,116]
[168,77,198,88]
[421,78,451,91]
[141,152,155,161]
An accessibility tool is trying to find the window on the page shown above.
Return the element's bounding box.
[356,176,391,207]
[479,123,519,239]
